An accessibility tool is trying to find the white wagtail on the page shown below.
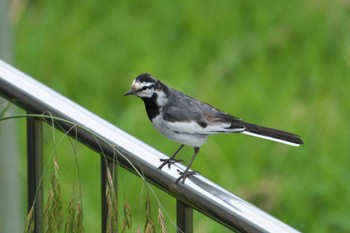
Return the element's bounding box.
[124,73,303,183]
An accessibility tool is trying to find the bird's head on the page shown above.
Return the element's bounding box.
[124,73,163,99]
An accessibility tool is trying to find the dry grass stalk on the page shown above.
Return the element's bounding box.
[64,196,84,233]
[157,207,167,233]
[121,199,132,232]
[65,197,76,233]
[106,166,118,233]
[23,205,35,233]
[44,158,63,233]
[144,192,156,233]
[145,221,156,233]
[76,201,84,233]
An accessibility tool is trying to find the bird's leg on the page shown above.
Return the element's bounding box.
[158,144,185,170]
[175,147,200,184]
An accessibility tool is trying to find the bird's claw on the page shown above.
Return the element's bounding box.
[175,169,199,184]
[157,158,184,170]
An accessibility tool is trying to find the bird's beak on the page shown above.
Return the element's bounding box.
[123,89,135,96]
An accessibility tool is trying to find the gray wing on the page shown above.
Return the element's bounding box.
[162,93,245,134]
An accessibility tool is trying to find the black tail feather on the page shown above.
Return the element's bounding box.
[241,121,303,146]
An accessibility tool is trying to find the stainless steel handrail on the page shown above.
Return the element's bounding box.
[0,60,300,233]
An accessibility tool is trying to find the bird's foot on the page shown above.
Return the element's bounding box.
[157,158,184,170]
[175,169,199,184]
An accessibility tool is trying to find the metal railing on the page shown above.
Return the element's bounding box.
[0,60,300,233]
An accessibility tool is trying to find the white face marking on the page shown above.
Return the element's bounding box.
[130,79,168,106]
[131,80,156,98]
[156,90,167,106]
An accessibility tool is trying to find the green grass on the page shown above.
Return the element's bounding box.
[12,0,350,232]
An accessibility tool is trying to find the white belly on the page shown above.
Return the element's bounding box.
[152,115,208,147]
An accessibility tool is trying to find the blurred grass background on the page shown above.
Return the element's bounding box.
[8,0,350,232]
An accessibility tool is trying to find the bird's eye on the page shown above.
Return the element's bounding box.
[140,84,155,91]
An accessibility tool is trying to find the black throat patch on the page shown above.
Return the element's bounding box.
[142,93,160,121]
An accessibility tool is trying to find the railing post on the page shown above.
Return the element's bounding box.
[27,117,43,233]
[101,157,118,233]
[176,200,193,233]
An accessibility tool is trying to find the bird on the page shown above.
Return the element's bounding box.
[124,73,303,184]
